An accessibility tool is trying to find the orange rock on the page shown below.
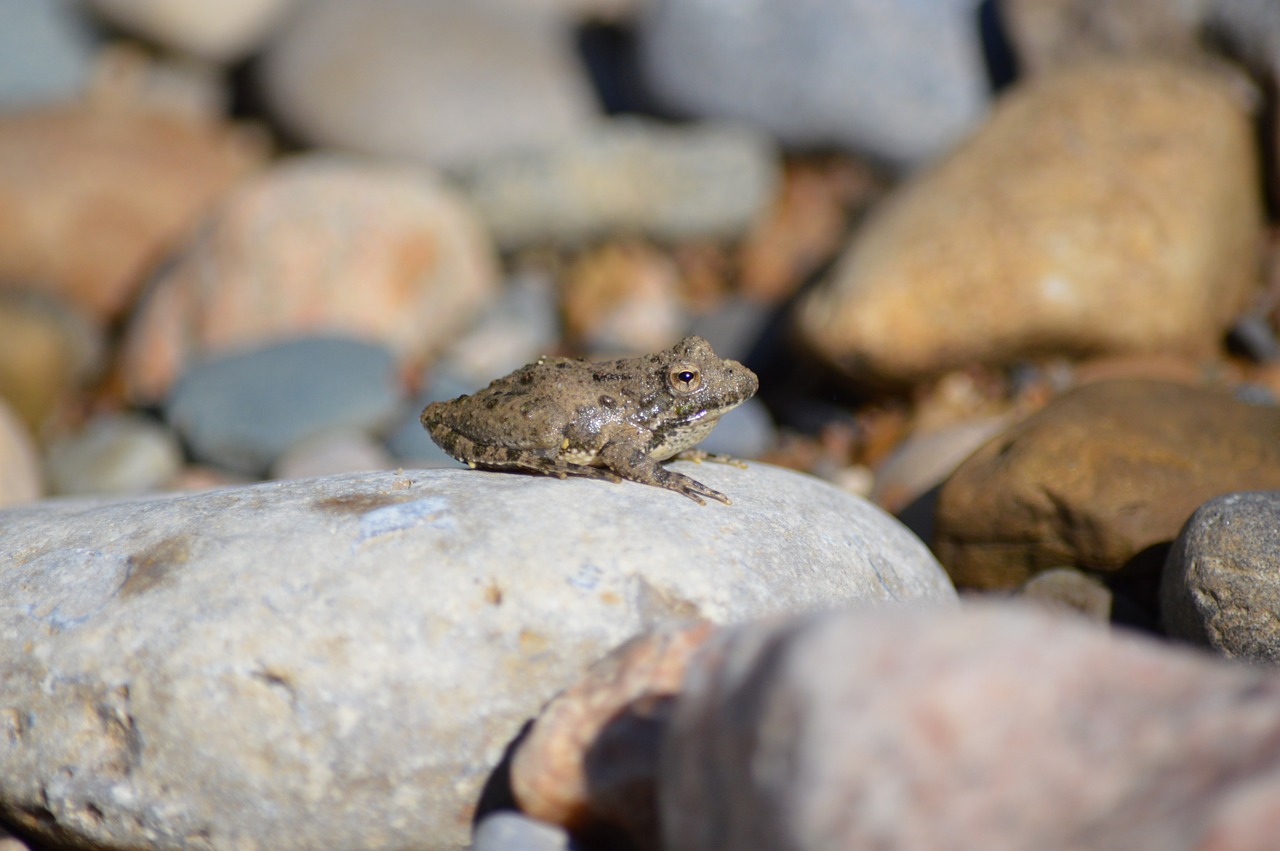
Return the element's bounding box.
[0,104,263,321]
[120,154,499,403]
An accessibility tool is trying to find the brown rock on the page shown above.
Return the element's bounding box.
[935,380,1280,589]
[120,154,499,403]
[0,396,42,507]
[795,60,1263,385]
[0,104,263,322]
[510,619,716,845]
[660,603,1280,851]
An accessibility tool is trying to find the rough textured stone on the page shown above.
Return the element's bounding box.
[511,620,715,839]
[88,0,295,61]
[259,0,597,170]
[463,119,779,248]
[45,413,183,497]
[0,396,41,507]
[660,603,1280,851]
[165,336,402,476]
[1162,490,1280,663]
[934,380,1280,589]
[796,60,1262,385]
[636,0,989,170]
[0,465,954,850]
[120,154,499,403]
[0,104,264,321]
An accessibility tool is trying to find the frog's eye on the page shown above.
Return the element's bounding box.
[669,365,702,393]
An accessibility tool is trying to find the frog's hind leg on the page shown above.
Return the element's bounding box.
[597,441,730,505]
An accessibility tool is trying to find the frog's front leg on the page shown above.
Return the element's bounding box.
[596,439,730,506]
[673,448,749,469]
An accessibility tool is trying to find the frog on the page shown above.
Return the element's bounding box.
[420,336,759,505]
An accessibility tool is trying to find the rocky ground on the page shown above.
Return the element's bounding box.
[2,1,1280,850]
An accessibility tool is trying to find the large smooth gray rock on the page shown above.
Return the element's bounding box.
[259,0,596,170]
[0,464,953,850]
[1162,490,1280,663]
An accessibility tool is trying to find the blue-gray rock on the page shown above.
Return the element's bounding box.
[1162,490,1280,663]
[0,0,97,112]
[166,336,401,475]
[636,0,989,170]
[45,412,183,497]
[462,118,779,248]
[0,465,953,850]
[472,812,575,851]
[259,0,597,170]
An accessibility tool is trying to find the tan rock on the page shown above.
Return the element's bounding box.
[0,104,264,322]
[510,619,715,842]
[120,154,500,403]
[934,379,1280,589]
[0,292,103,433]
[796,60,1263,385]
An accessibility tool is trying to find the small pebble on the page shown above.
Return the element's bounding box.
[270,430,397,481]
[472,811,575,851]
[45,413,182,497]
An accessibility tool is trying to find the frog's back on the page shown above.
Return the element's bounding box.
[420,361,578,452]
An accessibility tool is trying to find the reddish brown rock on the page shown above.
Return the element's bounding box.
[934,380,1280,589]
[796,60,1262,385]
[120,154,499,403]
[0,104,263,322]
[660,603,1280,851]
[510,619,716,842]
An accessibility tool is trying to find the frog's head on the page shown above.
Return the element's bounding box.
[661,336,759,422]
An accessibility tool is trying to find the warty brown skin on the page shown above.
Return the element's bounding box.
[421,336,759,504]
